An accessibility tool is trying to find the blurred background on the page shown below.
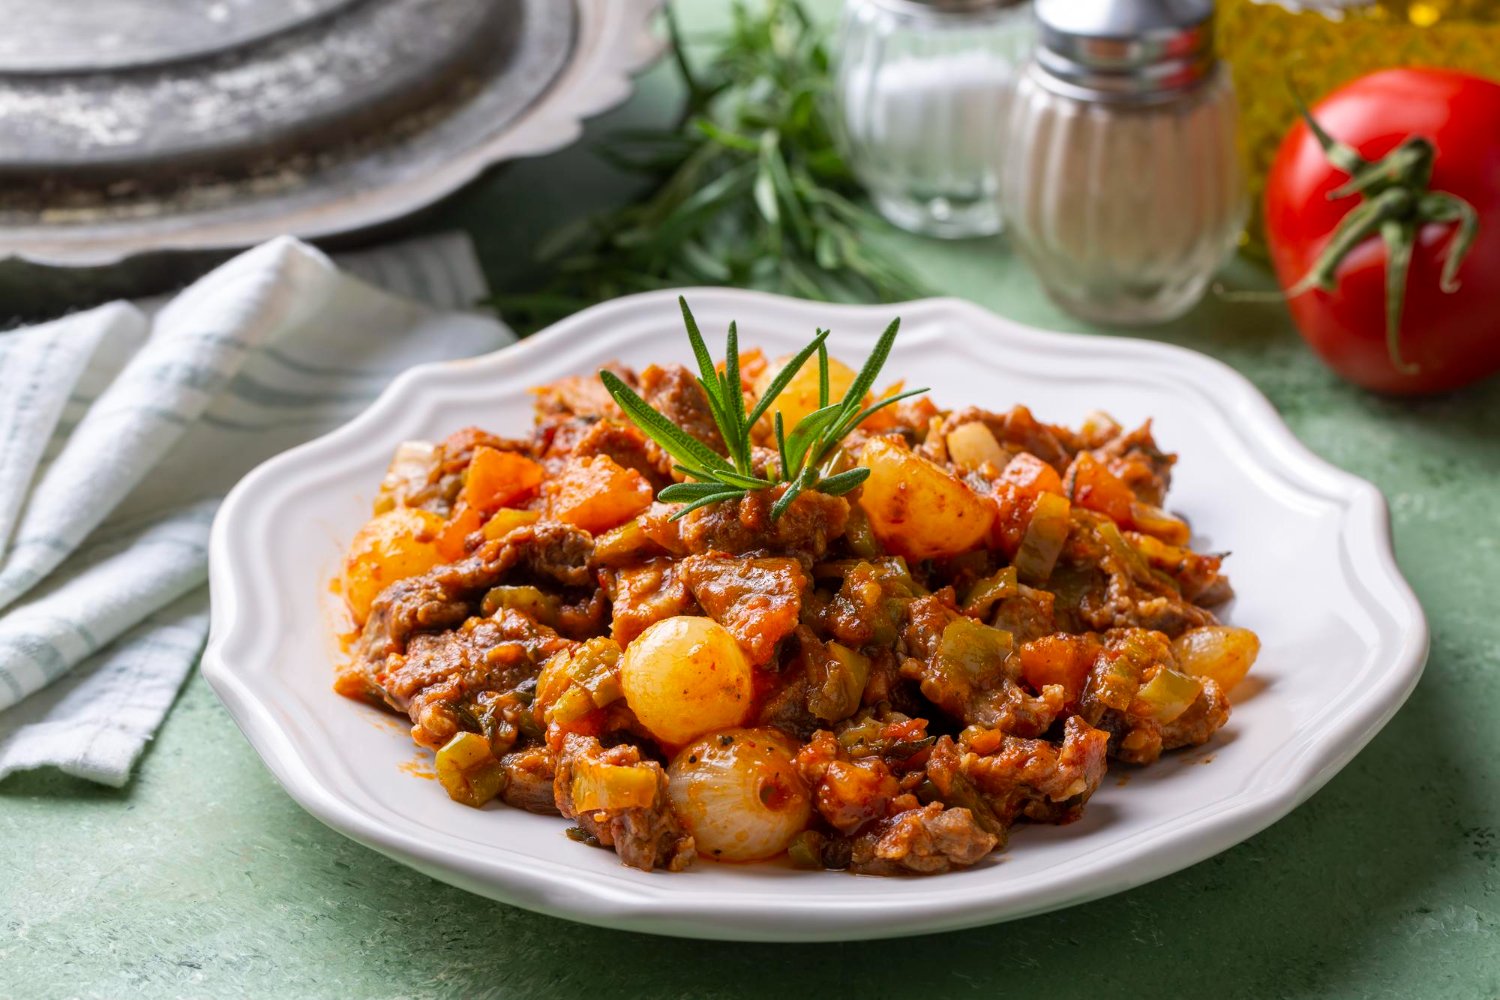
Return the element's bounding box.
[2,3,1498,998]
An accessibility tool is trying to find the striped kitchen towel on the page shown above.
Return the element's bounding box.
[0,235,513,786]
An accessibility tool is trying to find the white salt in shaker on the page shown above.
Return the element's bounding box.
[834,0,1034,239]
[1002,0,1246,325]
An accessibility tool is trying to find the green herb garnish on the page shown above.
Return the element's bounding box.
[599,297,926,520]
[497,0,928,333]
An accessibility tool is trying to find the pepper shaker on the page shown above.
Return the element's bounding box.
[1002,0,1246,325]
[834,0,1035,239]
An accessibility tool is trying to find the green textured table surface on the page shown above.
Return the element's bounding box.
[4,5,1499,998]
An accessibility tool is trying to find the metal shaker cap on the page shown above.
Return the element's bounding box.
[1033,0,1217,101]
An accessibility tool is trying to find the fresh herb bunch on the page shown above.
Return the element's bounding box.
[599,297,927,520]
[499,0,928,333]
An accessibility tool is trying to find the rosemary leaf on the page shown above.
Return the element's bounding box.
[817,341,830,409]
[602,297,921,522]
[774,411,791,481]
[722,320,753,473]
[784,402,844,474]
[669,489,748,521]
[770,467,817,521]
[814,467,871,497]
[839,318,902,428]
[494,0,929,334]
[598,371,741,480]
[660,481,747,503]
[680,297,723,404]
[844,386,930,431]
[744,328,830,427]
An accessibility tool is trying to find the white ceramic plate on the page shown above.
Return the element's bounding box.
[203,288,1427,942]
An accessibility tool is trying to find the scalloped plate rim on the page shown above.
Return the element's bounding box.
[203,287,1428,941]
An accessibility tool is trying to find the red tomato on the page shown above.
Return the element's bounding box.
[1265,69,1500,394]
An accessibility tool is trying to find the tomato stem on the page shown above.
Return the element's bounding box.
[1285,85,1480,375]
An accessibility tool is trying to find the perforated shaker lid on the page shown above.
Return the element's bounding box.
[1033,0,1217,100]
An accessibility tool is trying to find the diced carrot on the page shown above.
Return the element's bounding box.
[462,447,543,513]
[1068,452,1135,525]
[435,503,485,562]
[736,348,768,388]
[1019,634,1101,703]
[999,452,1064,498]
[858,380,906,432]
[547,455,654,534]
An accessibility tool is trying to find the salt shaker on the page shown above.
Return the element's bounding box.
[1001,0,1246,325]
[834,0,1034,239]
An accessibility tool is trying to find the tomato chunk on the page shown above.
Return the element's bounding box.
[463,447,543,513]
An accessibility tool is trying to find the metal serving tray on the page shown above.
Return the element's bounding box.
[0,0,660,285]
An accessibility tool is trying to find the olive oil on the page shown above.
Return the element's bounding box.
[1217,0,1500,254]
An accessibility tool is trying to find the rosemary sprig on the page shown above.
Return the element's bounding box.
[599,297,926,520]
[495,0,929,334]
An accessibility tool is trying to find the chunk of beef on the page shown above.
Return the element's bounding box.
[754,664,816,741]
[400,427,533,516]
[678,553,808,666]
[1077,627,1231,764]
[795,627,869,724]
[517,522,596,588]
[606,559,696,645]
[353,522,594,680]
[638,364,726,452]
[669,488,849,560]
[795,730,900,835]
[569,419,672,487]
[899,595,1063,736]
[928,405,1075,473]
[554,734,695,872]
[1093,420,1175,506]
[925,717,1110,834]
[500,745,562,815]
[990,585,1056,643]
[810,558,919,649]
[846,803,998,876]
[1056,510,1217,637]
[384,608,573,748]
[1127,532,1234,608]
[533,368,630,422]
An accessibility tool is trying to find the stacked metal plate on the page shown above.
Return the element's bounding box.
[0,0,658,302]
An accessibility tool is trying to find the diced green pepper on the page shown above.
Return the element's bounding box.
[1013,493,1071,583]
[961,566,1019,618]
[787,830,827,869]
[937,617,1015,683]
[481,585,561,626]
[550,686,597,726]
[810,644,876,722]
[435,732,507,808]
[592,518,657,566]
[843,506,880,558]
[807,641,872,723]
[835,715,886,755]
[1134,668,1203,723]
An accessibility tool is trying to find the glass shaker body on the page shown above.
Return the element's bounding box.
[834,0,1034,239]
[1001,64,1246,325]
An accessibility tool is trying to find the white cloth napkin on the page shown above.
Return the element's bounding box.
[0,235,513,786]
